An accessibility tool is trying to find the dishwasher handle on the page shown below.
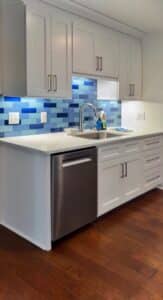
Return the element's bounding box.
[62,158,92,168]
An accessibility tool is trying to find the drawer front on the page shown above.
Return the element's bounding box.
[98,143,122,162]
[144,149,161,170]
[144,167,161,191]
[143,135,161,151]
[124,140,142,155]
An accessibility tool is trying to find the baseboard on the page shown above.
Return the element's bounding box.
[1,221,51,251]
[158,184,163,190]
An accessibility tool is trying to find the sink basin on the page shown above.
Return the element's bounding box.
[72,131,123,140]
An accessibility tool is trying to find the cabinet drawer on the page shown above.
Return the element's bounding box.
[144,167,161,191]
[143,136,161,151]
[98,143,122,162]
[124,140,142,155]
[144,150,161,170]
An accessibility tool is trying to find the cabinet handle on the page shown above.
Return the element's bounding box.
[125,162,128,177]
[48,74,52,92]
[129,84,135,97]
[100,57,103,71]
[96,56,99,71]
[52,75,57,92]
[121,163,124,178]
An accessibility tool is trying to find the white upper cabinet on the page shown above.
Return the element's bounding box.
[26,7,51,97]
[0,0,26,97]
[0,0,72,98]
[95,29,119,78]
[26,4,72,98]
[73,21,119,78]
[119,35,142,100]
[73,23,96,75]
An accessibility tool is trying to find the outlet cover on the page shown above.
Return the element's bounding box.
[41,112,47,124]
[9,112,20,125]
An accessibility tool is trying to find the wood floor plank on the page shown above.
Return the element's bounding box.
[1,189,163,299]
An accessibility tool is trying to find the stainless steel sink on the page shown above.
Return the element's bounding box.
[72,131,123,140]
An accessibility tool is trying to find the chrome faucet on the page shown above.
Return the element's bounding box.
[79,103,97,132]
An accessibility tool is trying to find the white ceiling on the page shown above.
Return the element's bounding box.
[69,0,163,33]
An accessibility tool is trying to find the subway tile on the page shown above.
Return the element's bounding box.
[22,108,37,113]
[0,77,121,137]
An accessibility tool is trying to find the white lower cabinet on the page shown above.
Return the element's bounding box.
[98,135,162,217]
[98,159,123,216]
[123,154,143,201]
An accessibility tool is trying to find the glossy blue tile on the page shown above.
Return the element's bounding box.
[22,108,37,113]
[0,76,121,137]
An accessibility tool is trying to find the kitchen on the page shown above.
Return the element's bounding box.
[1,0,163,298]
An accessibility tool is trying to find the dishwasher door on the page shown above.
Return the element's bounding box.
[51,147,97,241]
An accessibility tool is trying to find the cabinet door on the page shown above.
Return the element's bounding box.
[51,14,72,98]
[119,35,130,99]
[95,30,119,78]
[98,160,124,217]
[123,155,143,201]
[119,35,142,100]
[73,23,96,75]
[130,38,142,99]
[26,7,51,97]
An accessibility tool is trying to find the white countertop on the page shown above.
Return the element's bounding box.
[0,129,162,155]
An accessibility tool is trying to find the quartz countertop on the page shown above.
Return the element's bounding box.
[0,129,162,155]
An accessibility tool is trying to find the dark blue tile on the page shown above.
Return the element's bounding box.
[0,108,4,113]
[68,122,79,127]
[84,80,95,86]
[29,124,44,129]
[79,94,89,100]
[51,128,64,133]
[0,132,5,138]
[4,96,21,102]
[22,108,37,113]
[69,103,79,108]
[57,113,68,118]
[84,116,94,121]
[72,84,79,90]
[44,103,56,108]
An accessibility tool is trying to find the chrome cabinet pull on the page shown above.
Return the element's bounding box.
[129,84,135,97]
[125,162,128,177]
[121,163,124,178]
[100,57,103,71]
[52,75,57,92]
[96,56,99,71]
[48,74,52,92]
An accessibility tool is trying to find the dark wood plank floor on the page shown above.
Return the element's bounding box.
[1,189,163,299]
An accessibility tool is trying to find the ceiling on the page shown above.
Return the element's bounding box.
[69,0,163,33]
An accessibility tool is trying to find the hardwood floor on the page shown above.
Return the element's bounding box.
[1,189,163,299]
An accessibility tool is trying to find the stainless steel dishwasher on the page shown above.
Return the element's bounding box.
[51,147,97,241]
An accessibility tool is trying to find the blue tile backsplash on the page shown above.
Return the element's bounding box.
[0,77,121,137]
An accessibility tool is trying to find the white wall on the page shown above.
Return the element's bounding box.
[122,101,163,131]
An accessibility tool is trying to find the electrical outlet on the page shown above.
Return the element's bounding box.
[136,112,146,121]
[41,112,47,124]
[8,112,20,125]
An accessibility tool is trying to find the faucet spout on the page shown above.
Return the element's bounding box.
[79,103,97,132]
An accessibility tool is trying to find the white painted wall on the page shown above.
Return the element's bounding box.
[122,101,163,131]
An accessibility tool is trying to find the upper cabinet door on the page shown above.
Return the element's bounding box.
[130,38,142,99]
[119,35,142,100]
[26,7,51,97]
[51,14,72,98]
[95,30,119,78]
[73,23,96,75]
[26,4,72,98]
